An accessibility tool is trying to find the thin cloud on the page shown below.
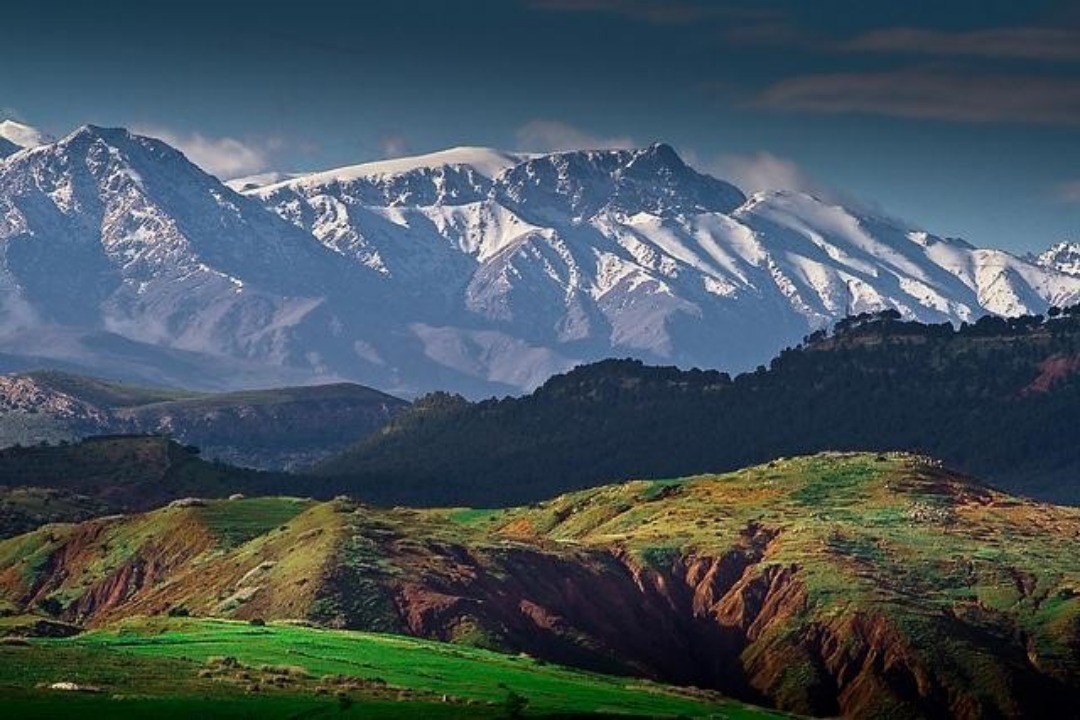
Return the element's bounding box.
[712,152,819,195]
[1056,181,1080,204]
[846,27,1080,62]
[528,0,803,48]
[725,21,810,48]
[135,127,279,179]
[755,70,1080,126]
[702,150,880,211]
[516,120,635,153]
[379,134,411,159]
[528,0,778,26]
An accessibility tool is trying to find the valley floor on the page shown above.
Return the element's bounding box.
[0,616,782,718]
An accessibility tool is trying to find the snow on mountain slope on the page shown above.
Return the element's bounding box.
[262,146,527,192]
[252,144,1080,385]
[1035,242,1080,277]
[225,171,303,192]
[732,192,1078,320]
[1,128,1076,397]
[0,126,397,389]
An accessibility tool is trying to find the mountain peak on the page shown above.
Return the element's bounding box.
[622,142,695,178]
[63,124,135,145]
[4,126,1075,399]
[638,141,681,161]
[38,125,146,161]
[494,142,745,220]
[44,125,216,183]
[535,143,682,169]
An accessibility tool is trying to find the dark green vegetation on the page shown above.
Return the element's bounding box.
[1,618,767,718]
[0,436,308,537]
[0,487,114,540]
[0,370,408,470]
[316,309,1080,505]
[9,310,1080,512]
[3,454,1080,717]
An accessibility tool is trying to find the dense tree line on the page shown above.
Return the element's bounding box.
[0,436,300,513]
[315,308,1080,506]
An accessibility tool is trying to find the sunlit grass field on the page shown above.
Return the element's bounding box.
[0,616,786,718]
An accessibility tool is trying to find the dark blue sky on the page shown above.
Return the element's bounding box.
[2,0,1078,252]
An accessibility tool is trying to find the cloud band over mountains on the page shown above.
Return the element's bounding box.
[845,27,1080,63]
[755,70,1080,126]
[135,127,281,179]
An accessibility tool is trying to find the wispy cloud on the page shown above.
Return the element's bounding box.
[846,27,1080,62]
[755,70,1080,126]
[378,134,411,159]
[135,127,281,179]
[528,0,803,48]
[515,120,635,152]
[710,152,819,195]
[689,149,879,211]
[527,0,768,25]
[1056,180,1080,204]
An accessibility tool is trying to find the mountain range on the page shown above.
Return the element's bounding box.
[1,123,1078,396]
[0,370,406,469]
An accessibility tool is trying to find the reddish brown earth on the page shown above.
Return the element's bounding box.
[3,454,1080,718]
[1022,354,1080,394]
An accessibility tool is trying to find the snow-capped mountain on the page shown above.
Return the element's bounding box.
[1,127,1078,397]
[252,142,1080,389]
[1035,242,1080,277]
[0,125,383,389]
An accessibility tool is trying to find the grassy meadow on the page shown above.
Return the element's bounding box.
[0,616,785,718]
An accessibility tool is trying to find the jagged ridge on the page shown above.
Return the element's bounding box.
[2,125,1079,396]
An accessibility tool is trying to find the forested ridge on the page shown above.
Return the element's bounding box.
[316,307,1080,506]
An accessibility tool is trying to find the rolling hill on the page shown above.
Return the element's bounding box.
[2,453,1079,717]
[0,371,407,470]
[314,308,1080,506]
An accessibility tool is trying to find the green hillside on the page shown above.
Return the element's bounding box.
[3,453,1080,716]
[19,370,196,407]
[2,617,772,718]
